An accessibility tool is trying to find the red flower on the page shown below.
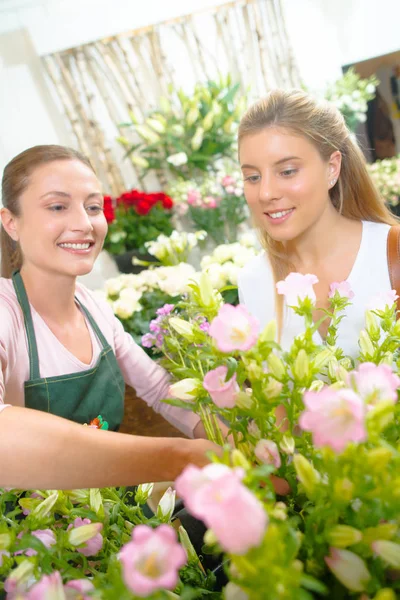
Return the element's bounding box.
[103,195,115,223]
[162,196,173,210]
[136,200,151,215]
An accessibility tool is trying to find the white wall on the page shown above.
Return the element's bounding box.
[1,0,400,195]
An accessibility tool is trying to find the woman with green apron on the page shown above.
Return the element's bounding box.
[0,145,221,490]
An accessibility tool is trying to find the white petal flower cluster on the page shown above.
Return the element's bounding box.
[200,236,259,289]
[145,229,207,265]
[368,156,400,206]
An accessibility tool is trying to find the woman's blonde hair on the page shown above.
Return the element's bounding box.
[238,89,398,333]
[1,145,94,278]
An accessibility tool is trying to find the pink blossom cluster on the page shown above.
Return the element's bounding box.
[175,463,268,555]
[186,188,220,210]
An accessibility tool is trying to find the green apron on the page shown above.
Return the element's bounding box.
[12,271,125,431]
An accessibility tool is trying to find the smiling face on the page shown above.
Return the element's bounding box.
[1,159,107,278]
[239,127,341,242]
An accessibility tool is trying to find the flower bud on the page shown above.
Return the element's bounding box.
[336,365,349,383]
[366,400,395,433]
[135,483,154,504]
[293,454,320,499]
[68,522,103,546]
[156,487,176,522]
[168,378,201,401]
[191,127,204,151]
[0,533,11,550]
[333,478,354,503]
[198,272,218,309]
[267,353,286,380]
[328,357,339,380]
[365,447,393,470]
[325,548,371,592]
[235,391,254,410]
[89,489,104,517]
[313,348,333,371]
[380,352,394,366]
[259,320,277,343]
[5,559,35,588]
[131,155,150,168]
[203,529,218,547]
[179,526,199,564]
[32,491,59,520]
[309,379,324,392]
[372,540,400,568]
[294,349,310,381]
[246,361,264,380]
[280,433,295,455]
[365,310,381,340]
[169,317,195,341]
[373,589,397,600]
[363,524,398,546]
[359,329,375,357]
[231,449,251,470]
[264,378,283,399]
[326,525,362,548]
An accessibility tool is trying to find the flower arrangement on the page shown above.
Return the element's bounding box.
[0,484,217,599]
[101,235,258,349]
[368,155,400,206]
[143,229,207,266]
[145,271,400,597]
[3,275,400,598]
[325,67,379,131]
[117,74,247,180]
[103,189,174,256]
[168,167,248,245]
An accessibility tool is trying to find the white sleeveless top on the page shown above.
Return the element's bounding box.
[237,221,392,358]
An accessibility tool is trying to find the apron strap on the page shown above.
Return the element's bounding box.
[12,271,110,381]
[12,271,41,380]
[75,299,110,349]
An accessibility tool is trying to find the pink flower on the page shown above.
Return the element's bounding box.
[175,463,233,518]
[325,548,370,592]
[175,464,268,555]
[187,189,201,206]
[276,273,318,307]
[254,439,281,468]
[16,528,56,557]
[119,524,187,597]
[348,362,400,407]
[222,175,235,187]
[299,387,367,453]
[67,518,103,557]
[203,366,239,408]
[26,572,64,600]
[367,290,398,312]
[64,579,95,599]
[209,304,259,352]
[329,281,355,299]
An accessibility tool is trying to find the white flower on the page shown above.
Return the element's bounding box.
[166,152,188,166]
[203,263,227,290]
[168,378,201,401]
[113,296,142,319]
[105,277,124,297]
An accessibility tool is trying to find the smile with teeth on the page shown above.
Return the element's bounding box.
[58,242,93,250]
[267,208,294,219]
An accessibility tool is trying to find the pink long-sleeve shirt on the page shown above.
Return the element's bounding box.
[0,278,200,438]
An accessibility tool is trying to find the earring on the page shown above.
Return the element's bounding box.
[330,179,336,187]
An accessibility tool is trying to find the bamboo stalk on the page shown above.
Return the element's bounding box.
[148,28,170,98]
[188,16,213,81]
[42,55,88,154]
[240,2,263,97]
[213,11,239,87]
[129,35,160,108]
[271,0,301,86]
[75,50,124,195]
[174,22,203,82]
[82,45,141,191]
[221,6,246,88]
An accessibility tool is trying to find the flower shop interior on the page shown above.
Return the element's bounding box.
[1,0,400,598]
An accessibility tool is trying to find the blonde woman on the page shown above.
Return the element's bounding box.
[237,89,398,354]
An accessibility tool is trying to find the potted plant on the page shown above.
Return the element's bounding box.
[103,190,174,273]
